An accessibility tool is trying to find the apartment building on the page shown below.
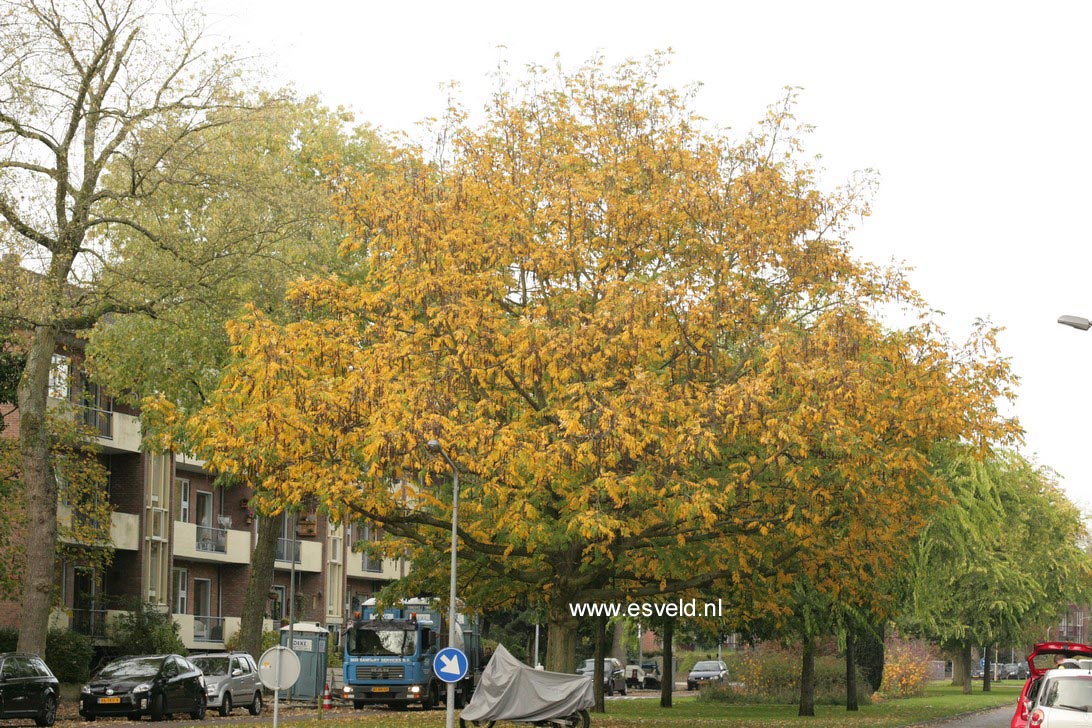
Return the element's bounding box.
[0,349,405,650]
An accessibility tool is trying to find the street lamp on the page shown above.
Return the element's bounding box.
[1058,314,1092,331]
[426,439,459,728]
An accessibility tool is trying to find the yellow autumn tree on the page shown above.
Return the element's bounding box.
[182,55,1016,671]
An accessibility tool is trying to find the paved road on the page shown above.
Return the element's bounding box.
[923,705,1013,727]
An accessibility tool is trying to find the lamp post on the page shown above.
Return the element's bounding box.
[1058,314,1092,331]
[426,439,459,728]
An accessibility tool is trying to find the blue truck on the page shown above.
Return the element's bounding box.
[341,597,480,710]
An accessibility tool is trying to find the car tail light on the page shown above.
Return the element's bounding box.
[1030,708,1045,727]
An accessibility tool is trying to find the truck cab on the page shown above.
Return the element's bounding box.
[341,598,479,710]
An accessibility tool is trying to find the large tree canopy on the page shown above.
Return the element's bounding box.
[181,56,1017,670]
[0,0,250,654]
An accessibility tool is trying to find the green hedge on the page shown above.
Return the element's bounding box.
[46,628,94,683]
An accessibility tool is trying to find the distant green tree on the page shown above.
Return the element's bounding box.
[902,446,1092,694]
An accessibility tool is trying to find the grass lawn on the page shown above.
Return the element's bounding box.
[174,681,1016,727]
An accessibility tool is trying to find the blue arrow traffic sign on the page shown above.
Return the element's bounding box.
[433,646,468,683]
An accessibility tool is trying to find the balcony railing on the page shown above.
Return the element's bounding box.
[193,615,225,643]
[276,538,301,563]
[82,407,113,439]
[72,608,108,637]
[195,526,227,553]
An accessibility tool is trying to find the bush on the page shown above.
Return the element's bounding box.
[877,632,934,698]
[108,602,185,655]
[224,628,280,656]
[0,626,17,652]
[45,628,93,683]
[699,643,871,706]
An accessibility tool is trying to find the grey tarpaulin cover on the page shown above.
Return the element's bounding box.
[460,644,594,722]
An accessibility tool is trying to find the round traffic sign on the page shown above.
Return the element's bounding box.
[433,646,468,684]
[258,646,301,690]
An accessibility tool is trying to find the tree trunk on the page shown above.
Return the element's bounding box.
[659,618,674,708]
[799,636,816,717]
[593,615,605,713]
[546,607,578,673]
[983,644,992,693]
[959,640,973,695]
[16,324,60,656]
[856,620,885,692]
[611,618,626,663]
[238,511,280,659]
[846,629,859,711]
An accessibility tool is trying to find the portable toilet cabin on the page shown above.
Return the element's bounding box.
[279,622,329,701]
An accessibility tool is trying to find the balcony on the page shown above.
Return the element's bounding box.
[57,508,140,551]
[275,538,321,573]
[276,538,300,563]
[82,406,112,438]
[71,608,109,638]
[94,410,141,453]
[196,525,227,553]
[173,521,250,564]
[347,551,405,581]
[174,613,234,648]
[193,615,226,643]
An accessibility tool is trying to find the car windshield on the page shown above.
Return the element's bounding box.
[191,657,228,676]
[693,661,722,671]
[1042,676,1092,711]
[346,627,417,657]
[579,660,615,672]
[98,657,163,680]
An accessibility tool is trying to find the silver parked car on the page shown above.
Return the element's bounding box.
[576,658,627,696]
[190,652,264,716]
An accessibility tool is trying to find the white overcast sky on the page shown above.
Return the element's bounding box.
[210,0,1092,509]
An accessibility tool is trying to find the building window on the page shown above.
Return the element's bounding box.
[48,354,70,400]
[271,585,286,621]
[176,479,190,522]
[172,568,188,614]
[148,541,161,600]
[195,491,213,527]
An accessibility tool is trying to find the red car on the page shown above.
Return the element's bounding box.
[1011,642,1092,728]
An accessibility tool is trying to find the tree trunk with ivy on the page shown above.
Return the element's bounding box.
[238,512,280,659]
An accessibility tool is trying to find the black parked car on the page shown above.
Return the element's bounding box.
[0,653,59,726]
[80,654,206,722]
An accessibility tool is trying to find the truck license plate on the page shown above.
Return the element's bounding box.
[370,687,389,693]
[98,697,121,704]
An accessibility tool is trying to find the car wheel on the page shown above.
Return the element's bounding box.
[353,700,365,710]
[621,683,627,696]
[149,692,166,722]
[218,693,232,717]
[248,692,263,716]
[606,682,613,697]
[190,693,206,720]
[34,694,57,727]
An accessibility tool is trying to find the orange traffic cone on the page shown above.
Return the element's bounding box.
[322,683,332,710]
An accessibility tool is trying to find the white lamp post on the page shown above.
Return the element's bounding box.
[426,439,459,728]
